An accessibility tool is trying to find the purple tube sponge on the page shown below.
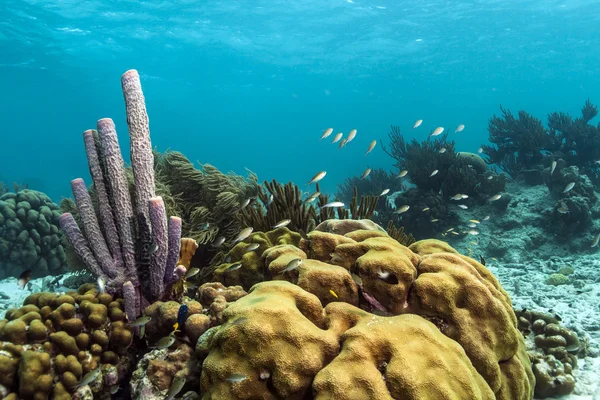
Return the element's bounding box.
[122,280,138,322]
[70,178,117,278]
[121,70,155,225]
[148,197,168,300]
[97,118,138,285]
[164,216,182,284]
[59,213,108,280]
[82,129,124,271]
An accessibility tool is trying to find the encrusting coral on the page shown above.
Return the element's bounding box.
[0,284,134,398]
[59,70,185,319]
[0,189,68,279]
[197,219,535,399]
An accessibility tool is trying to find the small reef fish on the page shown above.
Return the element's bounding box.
[77,367,101,387]
[557,202,569,214]
[458,204,468,209]
[329,289,339,299]
[176,304,188,331]
[152,335,176,349]
[226,374,247,383]
[200,222,210,230]
[321,128,333,140]
[395,205,410,214]
[233,227,254,244]
[365,140,377,155]
[429,170,439,177]
[332,133,343,144]
[439,147,447,153]
[184,267,199,279]
[487,175,494,180]
[338,138,348,149]
[380,189,390,196]
[397,170,408,178]
[97,277,105,293]
[128,316,152,327]
[591,233,600,248]
[227,263,243,272]
[478,147,484,154]
[551,161,557,175]
[431,219,439,222]
[480,256,486,266]
[322,201,344,208]
[489,194,502,202]
[413,119,423,128]
[445,228,454,233]
[422,207,430,212]
[450,194,464,201]
[467,230,479,236]
[148,242,159,255]
[273,219,291,229]
[455,124,465,132]
[212,236,226,248]
[483,215,490,221]
[305,192,320,203]
[281,258,302,273]
[351,273,362,285]
[430,127,444,137]
[451,231,459,235]
[166,376,186,400]
[361,168,371,179]
[376,268,390,280]
[563,182,575,193]
[469,220,480,224]
[347,129,357,143]
[266,194,274,207]
[244,243,260,253]
[308,171,327,185]
[240,197,253,210]
[468,223,477,228]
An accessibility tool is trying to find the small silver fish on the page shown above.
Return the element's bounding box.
[483,215,490,221]
[212,236,226,248]
[97,277,105,293]
[455,124,465,132]
[557,201,569,214]
[305,192,320,203]
[478,147,483,154]
[227,263,243,272]
[361,168,371,179]
[429,170,439,177]
[321,128,333,140]
[365,140,377,155]
[449,194,463,201]
[152,335,176,349]
[563,182,575,193]
[467,223,477,228]
[467,230,479,236]
[422,207,430,212]
[397,170,408,178]
[439,148,447,153]
[380,189,390,196]
[430,127,444,137]
[77,367,101,387]
[486,175,494,180]
[489,194,502,202]
[240,197,253,210]
[591,232,600,248]
[233,227,254,244]
[551,161,557,175]
[332,133,343,144]
[226,374,247,383]
[273,219,291,229]
[395,205,410,214]
[322,201,344,208]
[347,129,357,143]
[184,268,199,279]
[266,194,274,206]
[413,119,423,128]
[458,204,468,209]
[338,138,348,149]
[245,243,260,252]
[148,242,159,255]
[308,171,327,185]
[165,376,186,400]
[128,316,152,327]
[281,258,302,273]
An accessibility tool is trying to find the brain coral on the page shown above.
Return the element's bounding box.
[199,221,535,399]
[0,189,68,279]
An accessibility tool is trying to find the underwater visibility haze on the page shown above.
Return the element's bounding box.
[0,0,599,399]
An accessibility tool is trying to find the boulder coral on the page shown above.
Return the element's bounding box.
[199,220,535,399]
[0,189,68,279]
[0,283,135,398]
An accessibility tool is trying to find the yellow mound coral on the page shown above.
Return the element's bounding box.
[202,221,535,399]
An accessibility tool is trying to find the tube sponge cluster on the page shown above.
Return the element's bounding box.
[59,70,182,319]
[0,189,68,279]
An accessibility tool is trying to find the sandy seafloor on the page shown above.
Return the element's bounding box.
[0,181,599,398]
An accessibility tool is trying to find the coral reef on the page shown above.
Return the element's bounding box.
[0,188,68,279]
[59,70,183,319]
[336,168,403,203]
[197,222,534,399]
[0,284,134,398]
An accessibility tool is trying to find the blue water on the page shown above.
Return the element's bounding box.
[1,0,599,201]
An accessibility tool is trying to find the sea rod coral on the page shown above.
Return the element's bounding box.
[59,70,184,320]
